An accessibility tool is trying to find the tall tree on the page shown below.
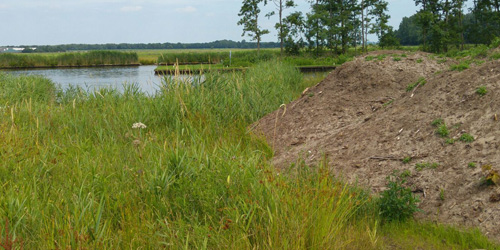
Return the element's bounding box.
[238,0,270,54]
[282,12,306,54]
[267,0,296,56]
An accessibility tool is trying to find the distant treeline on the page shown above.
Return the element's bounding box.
[0,51,139,68]
[19,40,280,53]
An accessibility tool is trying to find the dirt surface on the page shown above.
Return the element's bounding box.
[253,50,500,241]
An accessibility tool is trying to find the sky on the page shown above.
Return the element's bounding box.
[0,0,437,46]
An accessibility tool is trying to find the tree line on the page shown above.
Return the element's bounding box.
[17,40,280,53]
[396,1,500,51]
[238,0,500,55]
[238,0,397,56]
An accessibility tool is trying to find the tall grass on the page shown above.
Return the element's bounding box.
[0,51,139,68]
[0,62,498,249]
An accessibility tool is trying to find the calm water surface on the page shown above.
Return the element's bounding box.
[1,65,163,95]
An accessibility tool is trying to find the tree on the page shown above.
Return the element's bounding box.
[282,11,306,54]
[238,0,270,55]
[395,14,422,45]
[267,0,296,56]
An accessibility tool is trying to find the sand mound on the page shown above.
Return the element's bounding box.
[254,51,500,240]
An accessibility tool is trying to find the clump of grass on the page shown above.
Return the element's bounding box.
[416,58,423,63]
[365,56,375,61]
[415,162,440,171]
[445,138,455,144]
[431,118,444,127]
[476,86,487,96]
[450,61,470,71]
[393,57,402,61]
[459,133,474,143]
[406,77,427,92]
[402,156,412,164]
[468,162,477,168]
[437,58,447,64]
[377,54,387,61]
[436,124,449,137]
[401,54,407,58]
[439,189,445,201]
[382,99,394,107]
[490,53,500,60]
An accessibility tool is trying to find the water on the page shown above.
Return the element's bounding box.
[1,65,163,95]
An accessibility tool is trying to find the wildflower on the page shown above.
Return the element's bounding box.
[132,122,147,129]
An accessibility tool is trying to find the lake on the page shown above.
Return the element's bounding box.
[1,65,163,95]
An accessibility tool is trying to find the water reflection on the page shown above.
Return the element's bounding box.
[1,65,163,95]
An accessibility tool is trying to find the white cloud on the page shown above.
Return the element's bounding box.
[175,6,196,13]
[120,6,143,12]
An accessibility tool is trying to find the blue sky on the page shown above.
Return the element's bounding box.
[0,0,440,46]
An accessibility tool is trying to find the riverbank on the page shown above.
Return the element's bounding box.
[154,64,336,75]
[0,61,498,249]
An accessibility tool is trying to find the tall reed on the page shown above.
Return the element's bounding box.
[0,51,139,68]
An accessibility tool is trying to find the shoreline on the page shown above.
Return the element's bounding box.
[0,63,142,70]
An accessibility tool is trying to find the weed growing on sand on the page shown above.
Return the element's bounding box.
[382,99,394,107]
[439,189,445,201]
[402,156,412,164]
[437,58,447,64]
[393,57,402,62]
[400,170,412,178]
[416,58,423,63]
[415,162,440,171]
[401,54,407,58]
[431,118,444,126]
[468,162,477,168]
[481,165,499,186]
[406,77,426,92]
[365,56,375,61]
[378,172,420,222]
[445,138,455,144]
[450,61,470,71]
[377,54,387,61]
[491,53,500,60]
[459,133,474,143]
[436,124,449,137]
[476,86,487,96]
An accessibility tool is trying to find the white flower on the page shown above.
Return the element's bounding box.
[132,122,147,129]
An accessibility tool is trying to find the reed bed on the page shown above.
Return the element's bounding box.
[0,62,497,249]
[0,51,139,68]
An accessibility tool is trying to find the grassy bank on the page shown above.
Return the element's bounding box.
[0,62,498,249]
[0,51,139,68]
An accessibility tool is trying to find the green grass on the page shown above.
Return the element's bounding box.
[459,133,475,143]
[0,61,498,249]
[0,51,139,68]
[476,86,487,96]
[450,61,470,71]
[407,77,427,92]
[415,162,440,171]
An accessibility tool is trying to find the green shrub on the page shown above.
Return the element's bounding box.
[378,172,420,222]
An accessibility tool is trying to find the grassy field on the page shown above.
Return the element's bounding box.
[0,61,498,248]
